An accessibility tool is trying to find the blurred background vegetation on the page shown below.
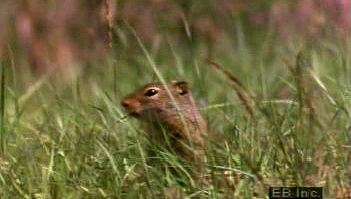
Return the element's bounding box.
[0,0,350,198]
[0,0,350,76]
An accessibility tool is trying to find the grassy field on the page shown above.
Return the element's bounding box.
[0,25,350,198]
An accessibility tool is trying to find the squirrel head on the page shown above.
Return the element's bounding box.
[120,81,192,121]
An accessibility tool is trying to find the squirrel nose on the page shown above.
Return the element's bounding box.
[121,99,132,109]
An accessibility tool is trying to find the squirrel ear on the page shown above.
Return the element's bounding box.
[173,81,189,95]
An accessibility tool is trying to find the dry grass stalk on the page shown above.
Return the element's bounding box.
[102,0,115,48]
[284,52,322,129]
[206,58,256,118]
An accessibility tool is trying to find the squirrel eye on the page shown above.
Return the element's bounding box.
[144,88,158,97]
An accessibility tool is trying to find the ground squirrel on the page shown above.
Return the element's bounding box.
[120,80,207,172]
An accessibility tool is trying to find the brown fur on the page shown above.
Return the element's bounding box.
[121,81,207,171]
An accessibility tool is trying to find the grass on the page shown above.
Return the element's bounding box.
[0,25,350,198]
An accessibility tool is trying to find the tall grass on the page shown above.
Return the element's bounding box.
[0,25,350,198]
[0,60,6,153]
